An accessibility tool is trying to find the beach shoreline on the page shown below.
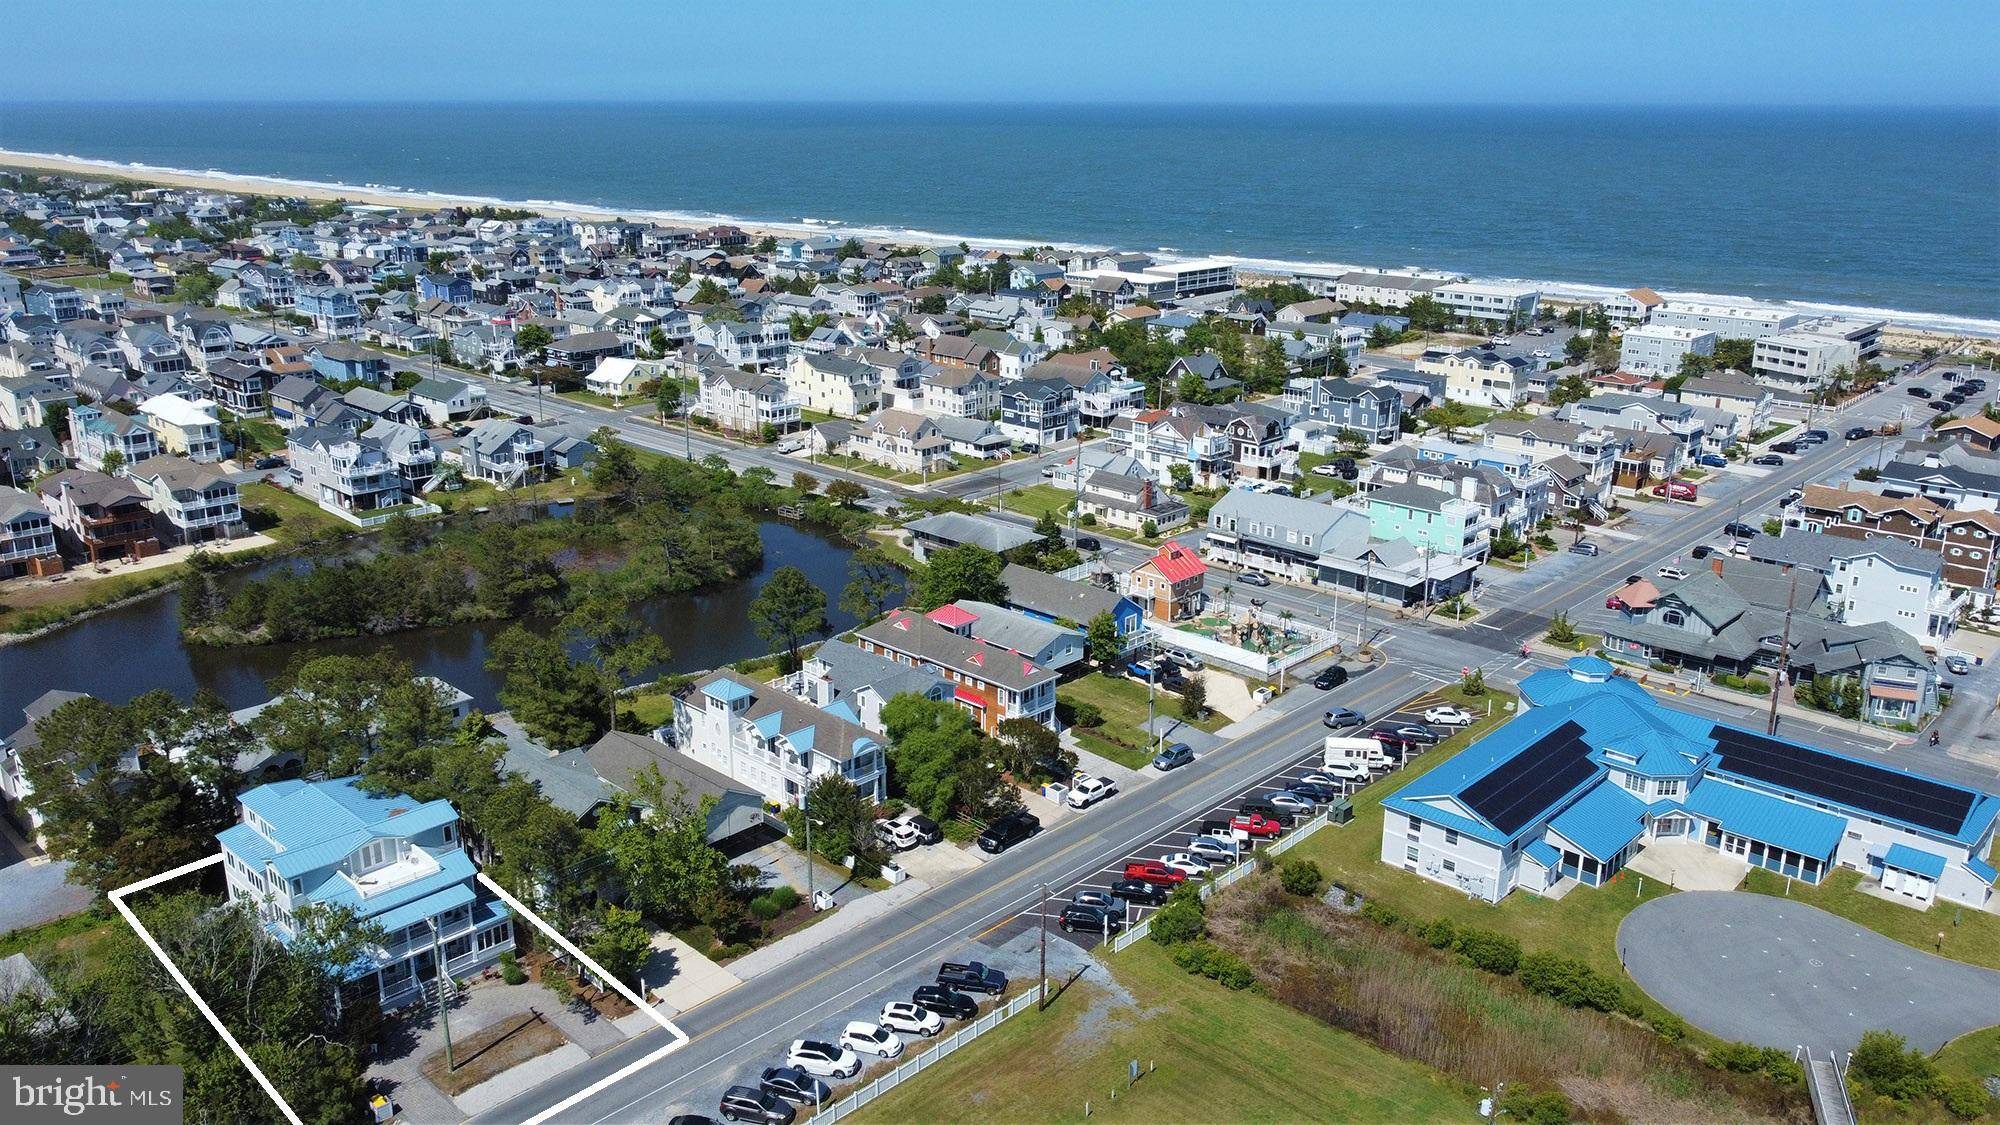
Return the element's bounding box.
[3,145,1993,346]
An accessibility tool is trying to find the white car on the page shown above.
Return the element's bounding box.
[874,819,920,851]
[1423,705,1476,727]
[1532,349,1553,360]
[1187,836,1239,862]
[1066,776,1117,809]
[1488,336,1512,347]
[1162,852,1213,878]
[838,1021,904,1059]
[787,1039,861,1079]
[1311,463,1342,477]
[879,1001,943,1038]
[1657,565,1690,582]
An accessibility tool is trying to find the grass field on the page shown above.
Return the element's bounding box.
[993,484,1077,522]
[1059,670,1227,767]
[852,940,1472,1124]
[240,480,343,544]
[1741,866,2000,971]
[1937,1025,2000,1089]
[619,689,675,730]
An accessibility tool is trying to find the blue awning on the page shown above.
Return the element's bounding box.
[1882,843,1948,881]
[1546,782,1648,862]
[1682,781,1845,859]
[1964,855,1997,886]
[368,883,475,936]
[1523,840,1561,870]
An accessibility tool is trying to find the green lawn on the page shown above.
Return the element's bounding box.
[812,452,935,485]
[240,481,343,544]
[1741,867,2000,970]
[1937,1026,2000,1089]
[852,940,1472,1124]
[993,483,1077,521]
[556,389,640,410]
[1059,670,1227,768]
[226,417,289,456]
[62,272,134,290]
[619,689,675,730]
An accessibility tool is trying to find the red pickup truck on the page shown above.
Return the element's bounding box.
[1123,860,1187,886]
[1229,812,1284,839]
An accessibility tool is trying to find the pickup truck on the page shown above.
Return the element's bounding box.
[1230,811,1285,839]
[935,961,1008,995]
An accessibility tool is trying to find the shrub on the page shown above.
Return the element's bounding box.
[1649,1012,1688,1043]
[1498,1086,1572,1125]
[767,885,801,912]
[1171,940,1254,990]
[1850,1029,1939,1102]
[1420,917,1458,950]
[1067,700,1104,728]
[498,950,527,985]
[1277,858,1324,897]
[1709,1042,1802,1084]
[1937,1076,1994,1119]
[748,894,782,921]
[1453,927,1521,975]
[1459,668,1487,696]
[1359,900,1408,932]
[1149,887,1207,946]
[1517,951,1624,1013]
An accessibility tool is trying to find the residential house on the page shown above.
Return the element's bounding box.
[417,273,473,304]
[1128,542,1207,622]
[1482,418,1620,517]
[1785,484,2000,597]
[922,365,1001,419]
[794,640,952,737]
[364,318,439,352]
[204,357,269,415]
[1745,534,1962,648]
[546,329,633,373]
[854,609,1059,733]
[1284,376,1403,450]
[998,377,1079,450]
[1562,394,1707,458]
[361,420,438,495]
[406,376,487,425]
[1602,288,1665,326]
[672,671,887,807]
[0,426,66,484]
[1435,281,1539,327]
[0,376,74,430]
[1166,353,1241,401]
[309,342,391,387]
[286,427,408,516]
[0,487,63,577]
[582,356,652,399]
[127,456,243,544]
[1037,358,1146,430]
[38,469,161,562]
[1877,441,2000,511]
[23,284,83,323]
[1000,563,1144,640]
[784,352,881,418]
[1365,445,1547,537]
[115,324,190,381]
[1933,416,2000,454]
[846,409,951,474]
[1203,489,1347,583]
[450,324,519,372]
[1365,481,1494,562]
[1328,270,1452,310]
[296,286,362,338]
[901,511,1038,562]
[700,320,790,369]
[914,334,996,374]
[1382,658,1990,907]
[1619,324,1715,378]
[938,601,1086,672]
[218,778,513,1009]
[457,418,594,486]
[1675,373,1773,437]
[66,403,159,472]
[1073,465,1191,534]
[137,394,224,463]
[1420,348,1529,408]
[581,731,769,846]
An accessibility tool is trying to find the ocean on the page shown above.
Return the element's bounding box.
[2,101,1995,332]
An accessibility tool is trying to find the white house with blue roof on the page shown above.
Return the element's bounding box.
[218,777,513,1009]
[674,670,889,807]
[1381,657,1999,910]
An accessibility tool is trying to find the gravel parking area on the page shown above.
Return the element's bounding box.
[1618,891,2000,1051]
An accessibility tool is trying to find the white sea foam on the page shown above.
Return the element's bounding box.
[11,147,1995,338]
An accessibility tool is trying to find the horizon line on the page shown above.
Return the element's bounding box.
[1,97,1995,112]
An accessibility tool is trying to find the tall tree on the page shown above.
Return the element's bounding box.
[879,694,1019,822]
[1085,611,1123,666]
[585,905,653,991]
[912,544,1007,611]
[839,546,905,623]
[514,323,553,364]
[587,768,731,923]
[586,427,642,505]
[487,624,608,749]
[749,565,829,671]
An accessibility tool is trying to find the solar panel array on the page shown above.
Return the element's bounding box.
[1461,720,1596,835]
[1710,726,1976,835]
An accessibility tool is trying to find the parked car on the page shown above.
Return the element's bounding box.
[1152,742,1194,771]
[1690,545,1713,560]
[251,455,285,470]
[1269,791,1316,813]
[874,819,920,851]
[1163,650,1203,671]
[909,985,978,1021]
[1066,775,1117,808]
[878,1001,943,1038]
[1288,780,1339,803]
[1657,565,1690,581]
[1907,386,1933,399]
[1770,440,1801,454]
[1650,481,1698,500]
[976,811,1039,854]
[1605,594,1628,611]
[1123,860,1187,886]
[1072,535,1101,552]
[1125,660,1173,683]
[1312,463,1342,477]
[1751,453,1785,467]
[1060,902,1125,934]
[1423,704,1475,726]
[839,1021,903,1059]
[1161,852,1213,878]
[936,961,1008,995]
[786,1039,860,1079]
[904,813,943,846]
[1697,453,1728,468]
[1532,349,1553,360]
[1945,654,1973,675]
[1845,426,1873,440]
[1110,877,1171,905]
[1379,723,1440,744]
[1237,570,1271,587]
[1568,540,1601,556]
[1229,812,1284,838]
[1071,888,1123,911]
[1322,706,1367,729]
[1723,521,1758,539]
[1801,429,1830,443]
[1313,664,1349,690]
[719,1085,795,1124]
[758,1067,830,1107]
[1188,836,1239,862]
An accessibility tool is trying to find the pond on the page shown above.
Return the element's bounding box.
[0,518,891,720]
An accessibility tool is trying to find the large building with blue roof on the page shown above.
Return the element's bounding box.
[1381,657,1999,910]
[218,777,513,1009]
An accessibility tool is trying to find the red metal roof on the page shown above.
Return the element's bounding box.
[926,604,979,629]
[1148,542,1207,584]
[953,686,988,707]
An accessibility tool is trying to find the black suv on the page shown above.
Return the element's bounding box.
[911,984,978,1020]
[1313,664,1349,690]
[758,1068,829,1107]
[719,1087,794,1124]
[976,810,1039,854]
[1110,877,1170,905]
[1060,903,1124,934]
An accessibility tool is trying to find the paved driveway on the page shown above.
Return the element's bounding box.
[1618,891,2000,1051]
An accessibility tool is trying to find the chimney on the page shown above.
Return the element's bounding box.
[1459,475,1478,502]
[1711,556,1725,576]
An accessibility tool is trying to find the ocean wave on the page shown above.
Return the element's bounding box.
[10,146,1995,339]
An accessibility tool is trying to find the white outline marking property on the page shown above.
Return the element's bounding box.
[109,855,688,1125]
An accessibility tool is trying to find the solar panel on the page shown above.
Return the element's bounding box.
[1461,720,1596,836]
[1710,726,1975,835]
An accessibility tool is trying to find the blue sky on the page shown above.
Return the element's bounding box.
[7,0,1996,106]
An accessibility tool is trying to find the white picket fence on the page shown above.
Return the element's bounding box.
[1108,805,1340,953]
[809,988,1042,1122]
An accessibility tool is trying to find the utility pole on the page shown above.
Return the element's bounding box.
[801,781,816,910]
[1038,882,1050,1010]
[428,918,453,1071]
[1766,565,1799,736]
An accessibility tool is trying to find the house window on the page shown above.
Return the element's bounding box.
[1661,610,1686,627]
[477,925,507,951]
[1622,772,1645,793]
[1405,845,1419,863]
[1658,779,1681,797]
[1444,828,1459,845]
[1441,859,1456,873]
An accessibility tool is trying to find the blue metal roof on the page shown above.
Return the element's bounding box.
[370,883,475,936]
[310,849,478,919]
[1965,855,1998,886]
[750,712,783,738]
[1682,781,1846,859]
[1517,666,1654,710]
[824,700,861,725]
[1546,782,1649,862]
[1523,840,1561,870]
[702,678,756,704]
[1882,843,1948,881]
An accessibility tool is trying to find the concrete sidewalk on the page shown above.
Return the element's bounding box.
[726,877,932,981]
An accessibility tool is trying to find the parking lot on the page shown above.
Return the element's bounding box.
[997,685,1455,952]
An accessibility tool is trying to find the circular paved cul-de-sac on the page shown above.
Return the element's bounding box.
[1617,891,2000,1051]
